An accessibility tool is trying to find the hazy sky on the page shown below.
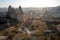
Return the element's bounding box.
[0,0,60,7]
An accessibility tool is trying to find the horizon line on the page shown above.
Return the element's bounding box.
[0,6,60,8]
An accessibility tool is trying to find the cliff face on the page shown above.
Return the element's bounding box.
[7,5,23,23]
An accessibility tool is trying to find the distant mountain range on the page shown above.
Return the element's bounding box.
[22,6,60,17]
[0,8,8,12]
[0,6,60,17]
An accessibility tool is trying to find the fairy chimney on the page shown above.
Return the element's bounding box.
[8,5,16,19]
[16,6,23,23]
[7,5,23,23]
